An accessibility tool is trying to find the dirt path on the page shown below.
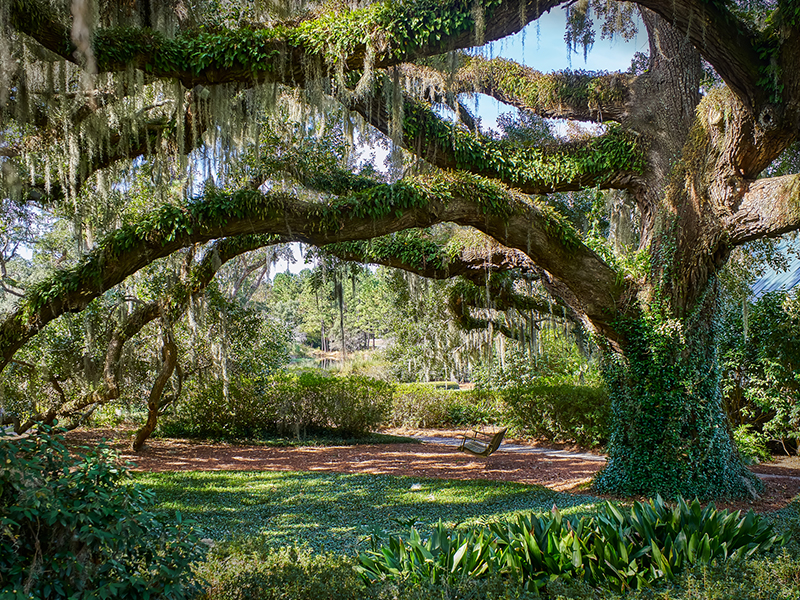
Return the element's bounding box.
[65,427,800,513]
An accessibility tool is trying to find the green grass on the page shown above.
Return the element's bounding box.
[135,471,600,553]
[133,470,800,599]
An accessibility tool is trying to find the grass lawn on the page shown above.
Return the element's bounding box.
[135,470,601,553]
[134,470,800,599]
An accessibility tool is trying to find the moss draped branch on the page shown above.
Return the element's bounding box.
[9,0,797,133]
[0,172,624,371]
[405,58,631,123]
[322,231,541,282]
[322,232,582,338]
[447,277,579,342]
[9,0,567,88]
[349,95,647,194]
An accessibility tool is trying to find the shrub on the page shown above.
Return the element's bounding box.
[719,291,800,452]
[390,382,609,447]
[358,496,788,593]
[390,384,500,428]
[320,375,394,436]
[733,424,772,464]
[0,429,205,599]
[160,376,277,440]
[161,371,391,440]
[499,384,610,447]
[198,544,367,600]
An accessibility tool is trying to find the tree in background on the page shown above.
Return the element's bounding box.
[719,289,800,455]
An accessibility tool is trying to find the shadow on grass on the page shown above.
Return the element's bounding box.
[135,470,600,553]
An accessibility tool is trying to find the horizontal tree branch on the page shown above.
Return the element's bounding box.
[349,94,646,194]
[727,173,800,244]
[9,0,787,129]
[323,231,584,334]
[408,57,632,123]
[322,231,542,283]
[9,0,568,89]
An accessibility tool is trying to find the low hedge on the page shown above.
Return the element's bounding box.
[161,371,392,440]
[391,384,498,428]
[392,382,610,448]
[162,371,609,447]
[499,384,610,448]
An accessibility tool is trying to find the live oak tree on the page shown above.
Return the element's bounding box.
[2,0,800,497]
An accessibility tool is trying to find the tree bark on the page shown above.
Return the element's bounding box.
[590,11,764,498]
[132,321,178,452]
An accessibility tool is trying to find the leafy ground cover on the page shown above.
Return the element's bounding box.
[135,470,600,554]
[136,470,800,599]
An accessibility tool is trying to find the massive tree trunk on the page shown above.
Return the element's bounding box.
[595,292,759,498]
[590,11,762,498]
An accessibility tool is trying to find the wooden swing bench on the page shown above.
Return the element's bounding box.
[458,428,507,457]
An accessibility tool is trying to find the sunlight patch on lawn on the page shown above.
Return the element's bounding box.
[134,470,600,552]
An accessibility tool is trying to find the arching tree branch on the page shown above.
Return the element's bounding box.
[7,234,280,434]
[0,173,625,372]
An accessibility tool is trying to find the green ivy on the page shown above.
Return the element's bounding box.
[402,101,646,192]
[594,297,761,500]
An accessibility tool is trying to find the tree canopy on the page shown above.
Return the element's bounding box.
[2,0,800,498]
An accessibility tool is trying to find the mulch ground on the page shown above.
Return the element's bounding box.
[65,427,800,513]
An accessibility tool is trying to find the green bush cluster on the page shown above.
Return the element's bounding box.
[0,430,205,599]
[161,371,392,440]
[358,496,787,593]
[500,384,610,448]
[198,544,366,600]
[391,383,609,447]
[719,291,800,454]
[391,384,497,428]
[164,368,609,447]
[733,424,772,465]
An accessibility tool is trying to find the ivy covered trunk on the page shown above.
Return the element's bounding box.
[594,293,761,499]
[590,11,767,499]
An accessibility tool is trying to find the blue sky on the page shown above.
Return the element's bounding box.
[472,6,648,129]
